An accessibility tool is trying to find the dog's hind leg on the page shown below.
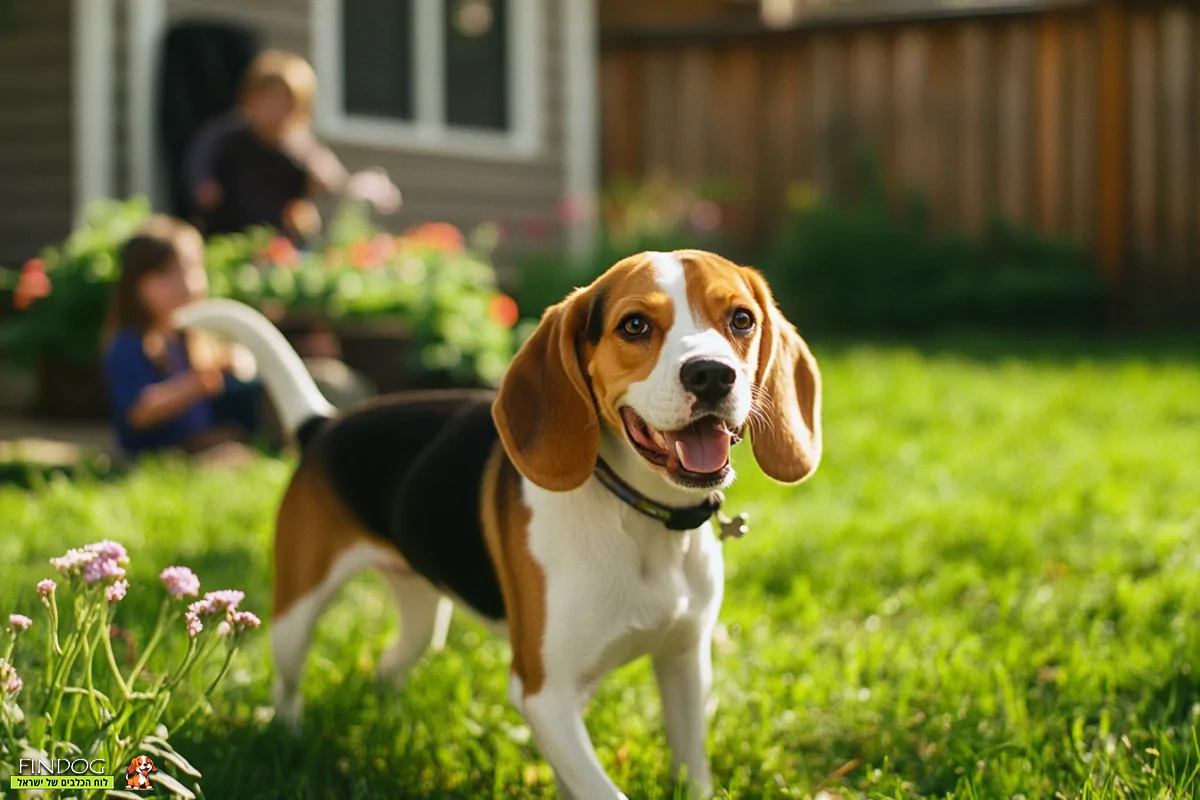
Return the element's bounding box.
[272,465,393,731]
[377,573,452,686]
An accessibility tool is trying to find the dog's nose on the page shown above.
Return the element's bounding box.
[680,359,736,404]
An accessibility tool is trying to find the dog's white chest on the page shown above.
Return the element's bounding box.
[525,479,724,683]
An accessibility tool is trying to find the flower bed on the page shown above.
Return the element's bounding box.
[1,545,259,799]
[0,199,525,418]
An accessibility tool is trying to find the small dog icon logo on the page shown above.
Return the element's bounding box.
[125,755,156,791]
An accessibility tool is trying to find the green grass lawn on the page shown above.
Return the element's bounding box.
[3,337,1200,798]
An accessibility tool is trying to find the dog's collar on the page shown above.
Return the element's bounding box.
[592,458,724,532]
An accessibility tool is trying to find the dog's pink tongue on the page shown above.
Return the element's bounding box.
[665,420,731,474]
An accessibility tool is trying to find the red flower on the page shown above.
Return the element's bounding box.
[264,236,300,268]
[13,258,51,310]
[402,222,465,255]
[488,294,519,328]
[349,241,380,269]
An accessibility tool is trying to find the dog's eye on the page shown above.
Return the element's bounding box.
[619,314,651,339]
[731,308,756,333]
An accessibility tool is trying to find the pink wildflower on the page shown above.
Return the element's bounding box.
[49,548,97,575]
[216,621,232,638]
[36,579,56,597]
[106,580,129,603]
[185,612,203,639]
[7,614,32,633]
[1,661,21,696]
[82,557,126,584]
[232,611,261,631]
[84,540,129,565]
[201,590,244,614]
[159,567,201,599]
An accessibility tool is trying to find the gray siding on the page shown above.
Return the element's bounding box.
[0,0,73,265]
[165,0,568,249]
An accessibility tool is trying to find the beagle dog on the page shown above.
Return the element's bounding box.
[125,755,156,790]
[176,249,821,799]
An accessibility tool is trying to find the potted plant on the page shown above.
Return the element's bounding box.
[0,197,528,419]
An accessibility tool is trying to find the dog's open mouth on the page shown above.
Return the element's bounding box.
[621,407,743,484]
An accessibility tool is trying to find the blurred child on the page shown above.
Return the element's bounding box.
[103,217,261,459]
[184,49,400,241]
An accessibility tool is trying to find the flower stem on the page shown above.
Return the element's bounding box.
[125,598,171,689]
[80,621,105,727]
[163,634,217,693]
[101,607,131,699]
[62,691,82,745]
[41,603,93,748]
[46,591,62,656]
[172,644,238,735]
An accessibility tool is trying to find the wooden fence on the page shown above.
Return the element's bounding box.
[600,1,1200,323]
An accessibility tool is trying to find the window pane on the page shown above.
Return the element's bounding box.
[343,0,413,120]
[444,0,509,131]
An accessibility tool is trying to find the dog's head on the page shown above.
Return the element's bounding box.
[494,250,821,497]
[127,755,156,776]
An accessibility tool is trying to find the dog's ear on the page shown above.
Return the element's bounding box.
[147,758,157,772]
[126,759,139,775]
[743,269,822,484]
[494,287,598,491]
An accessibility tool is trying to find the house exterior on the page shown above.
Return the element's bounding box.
[0,0,599,265]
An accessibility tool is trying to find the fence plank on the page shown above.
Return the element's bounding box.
[641,48,678,174]
[676,45,713,182]
[809,34,841,191]
[709,45,762,242]
[1159,6,1191,282]
[1095,1,1128,292]
[927,27,962,227]
[894,27,930,194]
[849,30,890,166]
[959,22,990,232]
[761,44,805,232]
[997,20,1034,225]
[1037,14,1066,233]
[1128,13,1159,267]
[600,48,643,179]
[1066,16,1095,245]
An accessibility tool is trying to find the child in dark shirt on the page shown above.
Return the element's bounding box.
[103,218,260,459]
[185,49,399,240]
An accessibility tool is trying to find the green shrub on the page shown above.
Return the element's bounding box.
[760,156,1106,334]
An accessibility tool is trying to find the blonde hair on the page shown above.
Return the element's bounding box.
[239,49,317,123]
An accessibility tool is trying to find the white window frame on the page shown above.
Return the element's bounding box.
[312,0,543,161]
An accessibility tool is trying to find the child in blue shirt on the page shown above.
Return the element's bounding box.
[103,219,261,458]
